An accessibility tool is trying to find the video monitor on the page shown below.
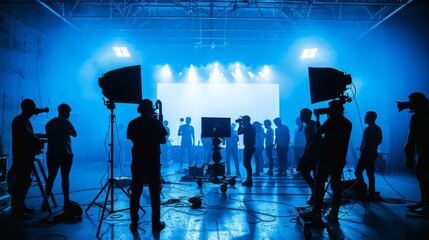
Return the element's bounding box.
[201,117,231,138]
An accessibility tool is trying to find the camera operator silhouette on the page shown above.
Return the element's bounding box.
[273,117,290,176]
[253,121,265,176]
[224,123,240,176]
[300,100,352,223]
[297,108,322,205]
[264,119,275,176]
[127,99,168,233]
[401,92,429,215]
[7,99,46,219]
[237,116,256,187]
[354,111,382,201]
[43,103,78,211]
[178,117,195,172]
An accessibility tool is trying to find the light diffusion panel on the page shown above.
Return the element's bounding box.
[157,83,279,146]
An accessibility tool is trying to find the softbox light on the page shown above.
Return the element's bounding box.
[308,67,352,104]
[98,65,142,104]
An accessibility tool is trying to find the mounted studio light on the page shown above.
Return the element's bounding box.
[98,65,142,104]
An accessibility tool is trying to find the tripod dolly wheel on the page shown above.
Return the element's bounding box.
[229,178,236,186]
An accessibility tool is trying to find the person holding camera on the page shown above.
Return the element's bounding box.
[354,111,382,201]
[402,92,429,215]
[127,99,168,233]
[178,117,195,171]
[237,115,256,187]
[300,100,352,222]
[8,99,43,219]
[297,108,322,205]
[273,117,290,176]
[43,103,77,210]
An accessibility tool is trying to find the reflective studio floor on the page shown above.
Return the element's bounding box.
[0,159,427,240]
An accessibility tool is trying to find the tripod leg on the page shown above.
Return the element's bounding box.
[113,179,146,214]
[32,163,52,214]
[96,181,112,238]
[86,180,110,213]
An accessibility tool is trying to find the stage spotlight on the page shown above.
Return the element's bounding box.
[248,71,255,79]
[98,65,142,104]
[112,47,131,58]
[187,64,198,82]
[210,63,222,82]
[160,64,172,81]
[233,64,244,82]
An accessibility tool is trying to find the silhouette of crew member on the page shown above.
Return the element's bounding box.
[224,123,240,176]
[300,100,352,222]
[43,103,77,210]
[264,119,274,176]
[178,117,195,170]
[403,92,429,215]
[297,108,322,205]
[237,116,256,187]
[253,121,265,176]
[127,99,168,233]
[354,111,382,201]
[8,99,42,218]
[293,116,306,173]
[161,120,171,165]
[273,117,290,176]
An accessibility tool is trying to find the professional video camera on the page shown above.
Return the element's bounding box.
[397,101,411,112]
[34,107,49,115]
[197,117,236,193]
[235,116,243,124]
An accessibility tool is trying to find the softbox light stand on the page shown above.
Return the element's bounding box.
[85,100,145,238]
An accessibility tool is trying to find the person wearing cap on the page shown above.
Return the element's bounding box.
[354,111,382,201]
[8,98,42,219]
[300,100,352,223]
[127,99,168,233]
[44,103,77,210]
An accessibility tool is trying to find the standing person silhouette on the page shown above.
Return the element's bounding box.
[264,119,274,176]
[297,108,322,205]
[293,116,306,174]
[238,116,256,187]
[225,123,240,176]
[253,121,265,176]
[8,99,42,219]
[178,117,195,171]
[273,117,290,176]
[127,99,168,233]
[160,120,171,166]
[43,103,77,210]
[300,100,352,222]
[354,111,382,201]
[403,92,429,215]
